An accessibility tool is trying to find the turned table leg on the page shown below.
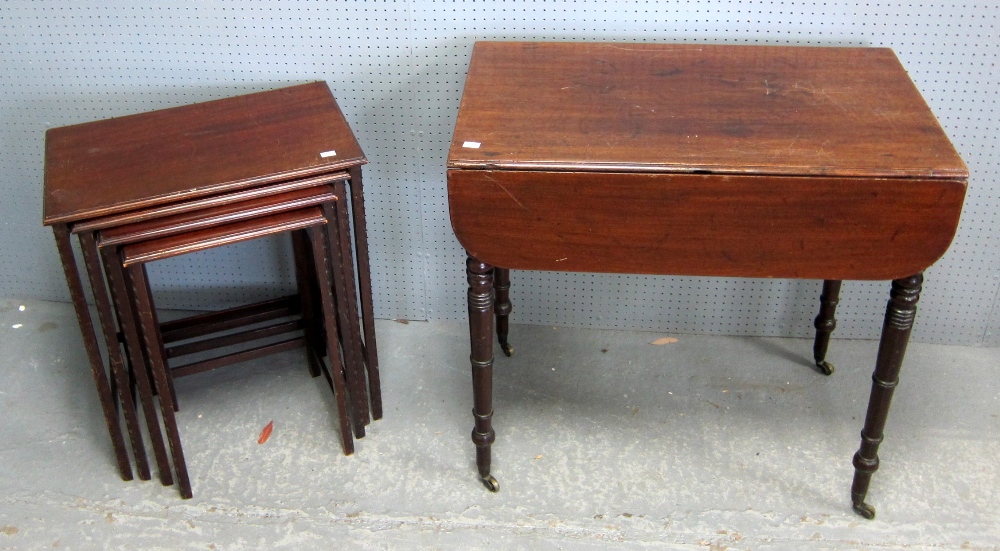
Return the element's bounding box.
[813,279,842,375]
[851,273,922,519]
[493,268,513,357]
[467,255,498,492]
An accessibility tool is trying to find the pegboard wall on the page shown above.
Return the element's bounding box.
[1,1,997,346]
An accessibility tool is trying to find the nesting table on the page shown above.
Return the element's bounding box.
[447,42,967,518]
[43,82,381,494]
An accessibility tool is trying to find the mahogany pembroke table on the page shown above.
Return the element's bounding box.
[447,42,967,518]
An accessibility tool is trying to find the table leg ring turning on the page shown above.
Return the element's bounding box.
[472,409,498,492]
[493,268,514,357]
[813,279,842,376]
[467,256,498,492]
[850,273,922,519]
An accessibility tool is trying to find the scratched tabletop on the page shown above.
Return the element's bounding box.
[448,42,965,180]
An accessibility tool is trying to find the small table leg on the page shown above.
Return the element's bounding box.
[101,246,174,487]
[128,263,193,499]
[325,198,369,438]
[291,229,324,377]
[813,279,842,375]
[467,255,498,492]
[307,225,356,456]
[347,167,383,421]
[52,225,133,481]
[493,268,513,357]
[851,273,922,519]
[80,232,151,481]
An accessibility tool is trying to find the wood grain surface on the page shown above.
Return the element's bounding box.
[448,42,966,179]
[99,186,338,247]
[71,171,349,233]
[448,170,966,280]
[44,82,364,224]
[121,207,326,266]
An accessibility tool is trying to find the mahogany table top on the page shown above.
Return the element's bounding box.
[448,41,966,180]
[44,82,365,225]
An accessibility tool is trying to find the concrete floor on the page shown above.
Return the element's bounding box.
[1,297,998,550]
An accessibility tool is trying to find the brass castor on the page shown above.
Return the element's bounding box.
[481,474,500,492]
[816,360,835,376]
[853,501,876,520]
[500,341,514,357]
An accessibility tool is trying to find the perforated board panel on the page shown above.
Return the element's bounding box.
[1,2,997,346]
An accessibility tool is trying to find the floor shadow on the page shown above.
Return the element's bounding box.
[743,336,818,372]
